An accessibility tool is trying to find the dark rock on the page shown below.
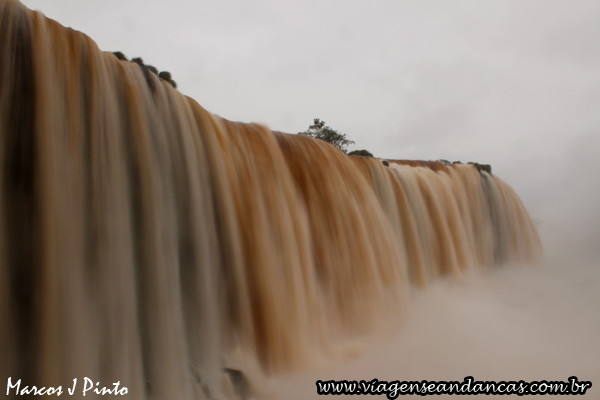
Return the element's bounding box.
[468,162,492,174]
[224,368,249,399]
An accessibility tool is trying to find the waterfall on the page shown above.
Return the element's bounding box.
[0,1,542,398]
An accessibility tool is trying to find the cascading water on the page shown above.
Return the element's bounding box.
[0,1,542,398]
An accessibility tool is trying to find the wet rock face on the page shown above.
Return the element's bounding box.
[224,368,250,400]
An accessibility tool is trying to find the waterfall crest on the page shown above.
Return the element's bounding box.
[0,1,541,398]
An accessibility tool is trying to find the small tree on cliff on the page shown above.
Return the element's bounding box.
[298,118,354,153]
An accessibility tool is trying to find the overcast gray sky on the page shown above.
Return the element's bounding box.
[19,0,600,249]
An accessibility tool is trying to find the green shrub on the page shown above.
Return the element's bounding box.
[348,149,374,157]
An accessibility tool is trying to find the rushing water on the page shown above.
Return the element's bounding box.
[0,1,542,399]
